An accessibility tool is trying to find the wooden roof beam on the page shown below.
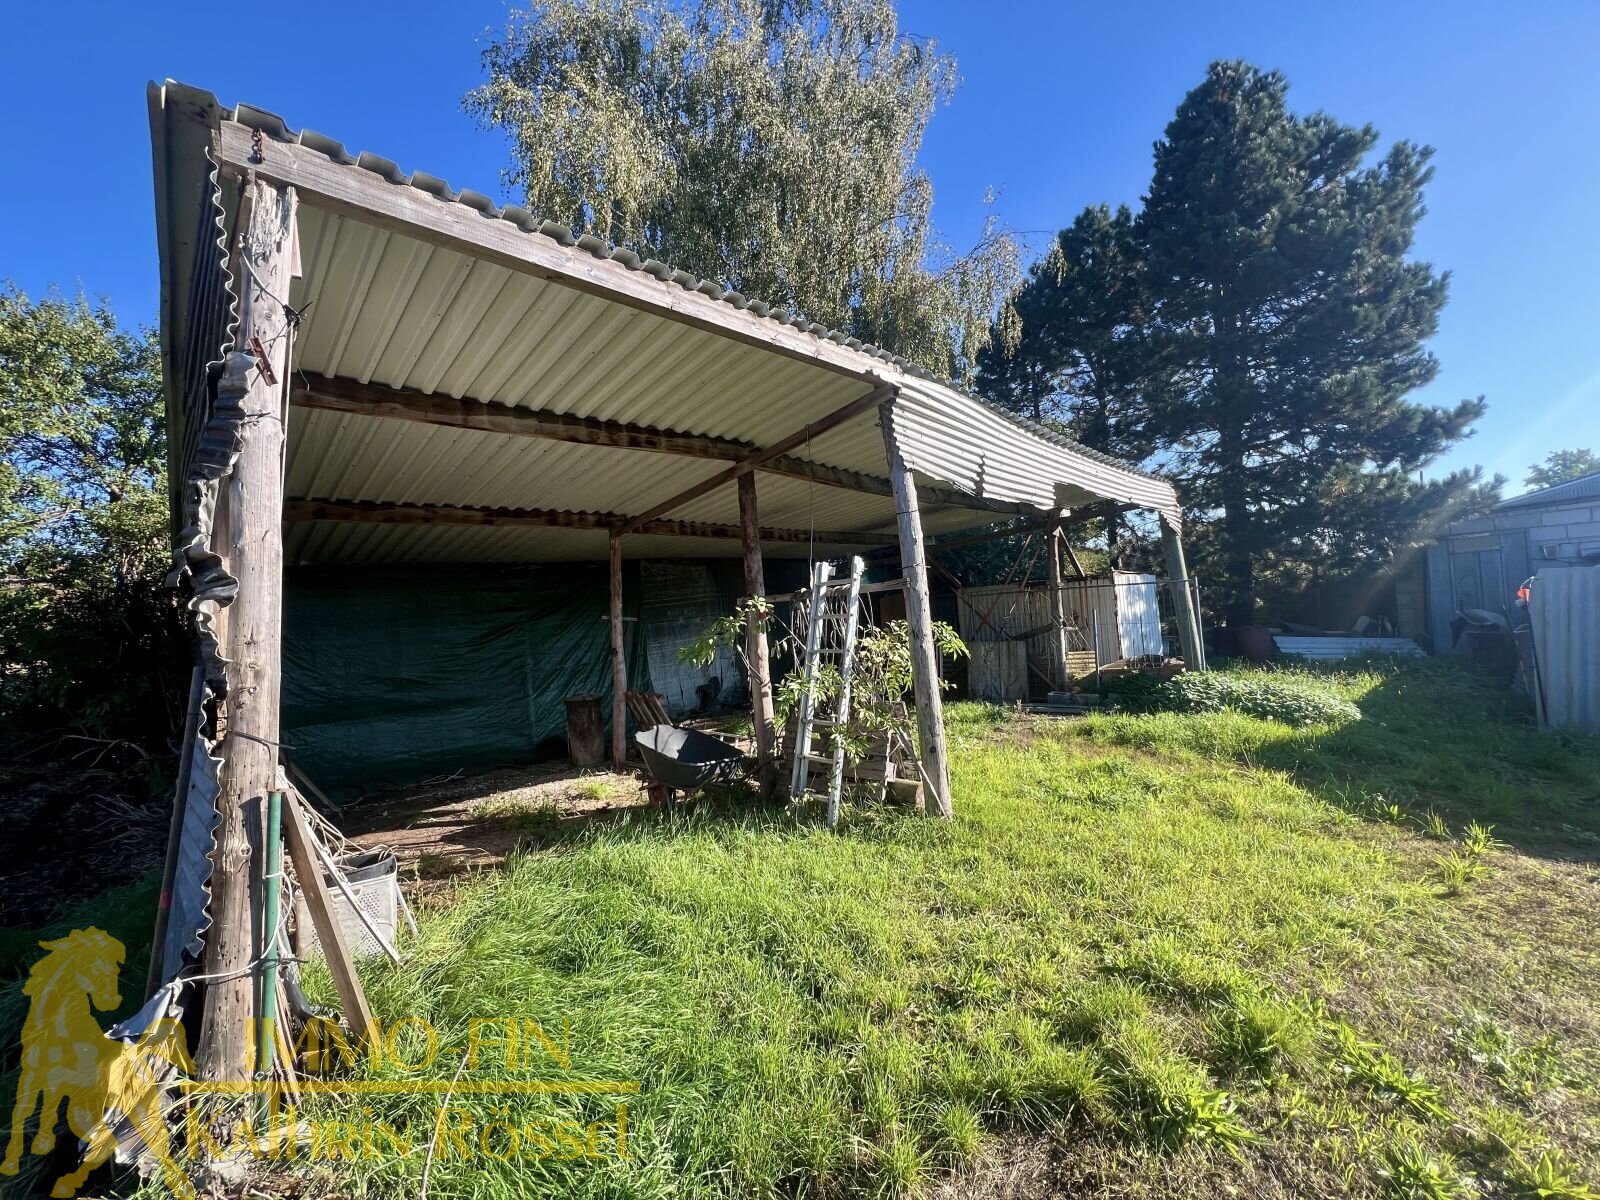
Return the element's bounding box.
[289,374,1033,517]
[619,383,896,534]
[284,499,892,547]
[293,372,755,460]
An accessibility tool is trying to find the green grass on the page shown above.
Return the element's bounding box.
[228,660,1600,1195]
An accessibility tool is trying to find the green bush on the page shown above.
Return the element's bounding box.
[1103,670,1361,727]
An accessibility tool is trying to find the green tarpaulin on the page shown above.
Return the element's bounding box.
[282,563,650,797]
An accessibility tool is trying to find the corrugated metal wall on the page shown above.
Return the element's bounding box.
[1530,565,1600,735]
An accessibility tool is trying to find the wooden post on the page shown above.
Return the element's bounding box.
[609,532,628,765]
[880,406,952,819]
[737,474,777,794]
[1159,515,1204,670]
[1047,528,1072,691]
[197,178,298,1083]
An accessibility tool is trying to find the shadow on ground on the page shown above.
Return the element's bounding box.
[337,758,783,886]
[1243,658,1600,859]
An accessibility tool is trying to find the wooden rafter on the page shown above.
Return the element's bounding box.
[289,374,1031,517]
[619,383,896,534]
[284,499,891,547]
[294,372,754,459]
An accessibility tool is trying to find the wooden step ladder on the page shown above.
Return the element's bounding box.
[788,555,866,827]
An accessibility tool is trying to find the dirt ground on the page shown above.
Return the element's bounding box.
[333,759,664,891]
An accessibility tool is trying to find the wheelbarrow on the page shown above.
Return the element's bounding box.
[634,724,746,812]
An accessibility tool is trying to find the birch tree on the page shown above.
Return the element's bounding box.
[469,0,1020,380]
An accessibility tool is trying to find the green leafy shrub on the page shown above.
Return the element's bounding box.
[1097,669,1171,713]
[1161,672,1361,725]
[1103,670,1360,727]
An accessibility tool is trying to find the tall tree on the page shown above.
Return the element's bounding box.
[976,204,1160,461]
[1526,448,1600,490]
[0,286,165,583]
[0,285,183,746]
[469,0,1020,380]
[1139,61,1488,625]
[975,204,1164,565]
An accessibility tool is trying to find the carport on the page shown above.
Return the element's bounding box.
[148,81,1199,1081]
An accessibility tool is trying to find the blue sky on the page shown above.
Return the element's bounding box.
[4,1,1596,495]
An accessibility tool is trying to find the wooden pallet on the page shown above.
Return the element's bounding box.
[779,702,920,800]
[625,689,671,729]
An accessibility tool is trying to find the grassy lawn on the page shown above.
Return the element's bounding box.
[287,658,1600,1199]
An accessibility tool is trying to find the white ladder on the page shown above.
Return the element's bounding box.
[789,555,866,827]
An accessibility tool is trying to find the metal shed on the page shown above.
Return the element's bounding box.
[1424,469,1600,650]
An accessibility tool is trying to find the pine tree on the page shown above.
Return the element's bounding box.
[975,204,1164,565]
[1139,61,1488,625]
[976,205,1159,460]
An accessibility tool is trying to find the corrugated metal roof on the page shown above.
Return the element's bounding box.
[152,81,1184,565]
[1273,636,1425,661]
[1497,470,1600,511]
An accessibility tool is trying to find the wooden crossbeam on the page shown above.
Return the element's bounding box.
[284,499,891,546]
[289,374,1030,517]
[619,383,896,534]
[294,372,753,459]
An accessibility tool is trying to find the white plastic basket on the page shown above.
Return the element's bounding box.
[295,848,399,961]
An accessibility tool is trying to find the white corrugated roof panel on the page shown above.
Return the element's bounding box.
[153,82,1186,566]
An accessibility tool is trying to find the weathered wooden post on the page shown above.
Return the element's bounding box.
[880,403,952,819]
[1047,526,1072,691]
[198,178,298,1082]
[1159,515,1204,669]
[609,532,628,765]
[737,474,777,793]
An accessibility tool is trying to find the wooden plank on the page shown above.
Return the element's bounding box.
[738,474,778,794]
[283,756,340,819]
[625,690,670,729]
[765,578,905,604]
[1060,502,1139,528]
[216,122,886,384]
[290,373,1032,518]
[882,405,952,819]
[619,384,895,534]
[283,498,889,546]
[1062,539,1088,580]
[767,457,1029,516]
[867,515,1052,561]
[609,534,627,765]
[281,791,375,1046]
[293,372,757,458]
[197,179,298,1083]
[970,642,1029,703]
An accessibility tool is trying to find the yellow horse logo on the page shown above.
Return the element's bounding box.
[2,928,193,1198]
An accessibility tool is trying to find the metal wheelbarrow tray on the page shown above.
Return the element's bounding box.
[635,724,746,807]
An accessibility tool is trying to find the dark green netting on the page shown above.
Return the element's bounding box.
[282,563,650,798]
